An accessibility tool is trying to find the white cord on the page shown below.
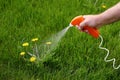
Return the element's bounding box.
[99,35,120,69]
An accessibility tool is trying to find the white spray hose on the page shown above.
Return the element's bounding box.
[99,35,120,69]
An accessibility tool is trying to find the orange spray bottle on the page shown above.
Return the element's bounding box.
[70,16,120,69]
[70,16,99,38]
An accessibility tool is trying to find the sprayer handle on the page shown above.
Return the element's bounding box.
[70,16,99,38]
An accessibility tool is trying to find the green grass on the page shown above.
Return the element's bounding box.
[0,0,120,80]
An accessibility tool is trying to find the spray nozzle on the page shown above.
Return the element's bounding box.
[70,16,99,38]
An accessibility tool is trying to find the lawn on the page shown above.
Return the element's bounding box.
[0,0,120,80]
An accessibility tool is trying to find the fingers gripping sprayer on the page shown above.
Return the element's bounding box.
[70,16,99,38]
[69,16,120,69]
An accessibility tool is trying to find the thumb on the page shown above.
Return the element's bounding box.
[78,21,87,30]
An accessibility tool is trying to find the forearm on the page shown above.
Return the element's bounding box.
[97,2,120,25]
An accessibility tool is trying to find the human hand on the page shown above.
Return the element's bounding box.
[78,15,102,30]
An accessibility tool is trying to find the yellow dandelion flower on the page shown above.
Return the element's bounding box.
[46,41,52,45]
[30,56,36,62]
[102,5,106,9]
[20,52,25,56]
[22,42,29,47]
[31,38,38,42]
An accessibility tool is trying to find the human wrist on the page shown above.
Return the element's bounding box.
[95,14,105,27]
